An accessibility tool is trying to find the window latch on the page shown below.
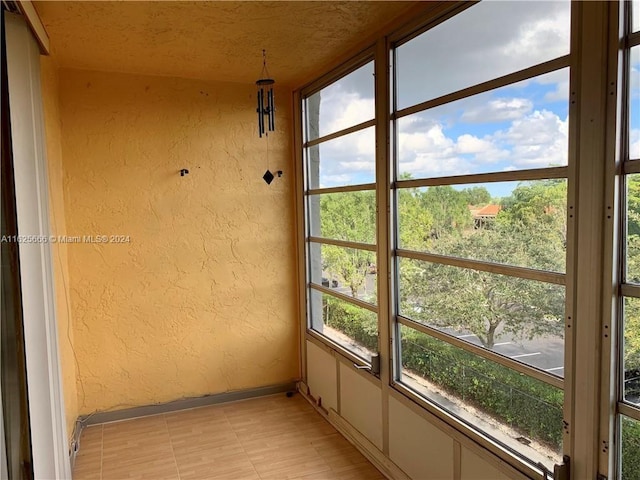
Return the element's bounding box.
[553,455,570,480]
[538,462,552,480]
[353,353,380,375]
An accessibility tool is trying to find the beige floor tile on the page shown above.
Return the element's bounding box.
[73,394,383,480]
[174,450,259,480]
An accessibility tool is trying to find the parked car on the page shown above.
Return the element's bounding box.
[321,277,339,288]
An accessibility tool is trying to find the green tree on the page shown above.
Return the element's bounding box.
[401,250,564,349]
[627,175,640,237]
[461,186,491,206]
[624,176,640,396]
[319,190,375,298]
[423,186,473,239]
[400,180,567,349]
[398,187,434,249]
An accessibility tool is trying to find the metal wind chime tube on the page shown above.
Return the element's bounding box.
[256,49,275,138]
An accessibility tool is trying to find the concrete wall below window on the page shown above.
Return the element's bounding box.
[305,339,526,480]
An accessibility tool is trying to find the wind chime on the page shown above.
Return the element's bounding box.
[256,50,281,184]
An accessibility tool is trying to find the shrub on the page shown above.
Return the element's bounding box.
[323,296,378,351]
[622,417,640,480]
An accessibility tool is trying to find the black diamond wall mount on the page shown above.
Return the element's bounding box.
[263,169,283,185]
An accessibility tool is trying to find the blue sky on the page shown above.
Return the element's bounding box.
[630,45,640,161]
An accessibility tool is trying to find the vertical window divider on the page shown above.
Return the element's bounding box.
[374,34,392,457]
[599,2,624,478]
[389,43,401,386]
[293,89,308,387]
[570,3,615,478]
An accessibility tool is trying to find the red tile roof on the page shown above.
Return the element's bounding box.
[476,204,501,216]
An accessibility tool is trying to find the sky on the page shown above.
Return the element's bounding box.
[306,1,640,199]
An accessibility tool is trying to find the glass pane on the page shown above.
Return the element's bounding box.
[630,46,640,160]
[621,416,640,480]
[624,297,640,405]
[306,126,375,189]
[397,180,567,273]
[398,259,565,376]
[399,325,563,470]
[308,190,376,244]
[305,61,374,142]
[395,1,570,109]
[309,290,377,361]
[397,69,569,179]
[633,1,640,33]
[309,242,377,305]
[627,174,640,283]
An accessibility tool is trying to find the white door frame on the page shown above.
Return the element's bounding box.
[5,12,70,480]
[0,13,10,479]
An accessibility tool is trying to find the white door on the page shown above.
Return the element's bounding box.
[4,11,70,480]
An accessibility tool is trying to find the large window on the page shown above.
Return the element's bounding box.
[619,2,640,478]
[391,1,570,471]
[303,59,378,362]
[298,1,629,478]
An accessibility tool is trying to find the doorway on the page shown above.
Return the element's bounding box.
[1,7,34,479]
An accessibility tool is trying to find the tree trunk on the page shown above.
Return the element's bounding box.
[485,322,498,349]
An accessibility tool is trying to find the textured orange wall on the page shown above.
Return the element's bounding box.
[58,69,299,414]
[40,57,79,441]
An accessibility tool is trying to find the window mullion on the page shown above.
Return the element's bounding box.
[304,119,376,148]
[374,35,392,456]
[569,2,614,478]
[395,54,571,121]
[307,183,376,195]
[308,237,376,252]
[395,166,568,189]
[396,248,566,285]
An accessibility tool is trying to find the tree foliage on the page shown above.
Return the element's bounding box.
[625,177,640,401]
[398,180,566,348]
[318,191,376,297]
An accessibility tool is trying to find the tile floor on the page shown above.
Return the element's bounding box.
[72,393,386,480]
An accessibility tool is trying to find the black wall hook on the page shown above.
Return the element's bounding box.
[180,169,189,176]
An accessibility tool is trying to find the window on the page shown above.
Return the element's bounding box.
[298,1,624,478]
[303,59,378,362]
[391,1,570,471]
[618,2,640,478]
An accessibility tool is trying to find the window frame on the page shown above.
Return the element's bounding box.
[387,4,574,473]
[616,1,640,477]
[300,49,381,367]
[295,2,619,479]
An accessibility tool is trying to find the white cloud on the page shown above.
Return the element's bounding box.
[534,68,570,103]
[631,129,640,160]
[321,174,354,185]
[456,134,493,154]
[498,110,568,168]
[631,64,640,100]
[396,108,568,178]
[543,80,569,102]
[500,7,570,63]
[396,1,571,107]
[315,84,375,138]
[398,124,469,177]
[461,98,533,123]
[315,124,376,187]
